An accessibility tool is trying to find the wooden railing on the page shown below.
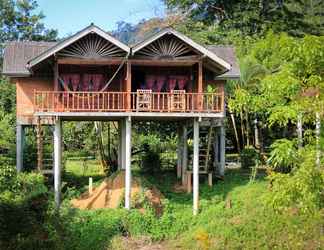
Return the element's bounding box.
[34,91,224,113]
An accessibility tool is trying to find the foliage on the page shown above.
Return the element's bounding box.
[58,168,323,249]
[0,169,50,250]
[267,139,298,172]
[240,146,259,169]
[267,148,324,214]
[165,0,324,37]
[0,0,57,43]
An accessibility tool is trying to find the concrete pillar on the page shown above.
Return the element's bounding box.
[54,118,62,209]
[124,116,132,209]
[220,125,225,177]
[213,127,219,172]
[177,126,182,179]
[16,124,24,172]
[182,124,188,186]
[193,118,199,215]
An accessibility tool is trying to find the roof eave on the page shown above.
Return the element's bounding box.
[2,72,31,78]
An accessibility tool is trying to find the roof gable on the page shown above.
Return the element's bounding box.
[27,24,130,69]
[132,28,231,71]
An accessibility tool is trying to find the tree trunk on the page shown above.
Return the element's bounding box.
[245,111,250,146]
[254,117,260,149]
[94,122,109,173]
[240,110,245,147]
[229,112,241,153]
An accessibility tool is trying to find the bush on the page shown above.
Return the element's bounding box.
[240,146,260,169]
[267,139,298,172]
[0,171,50,249]
[267,148,324,214]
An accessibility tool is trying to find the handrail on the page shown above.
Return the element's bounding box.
[34,91,224,113]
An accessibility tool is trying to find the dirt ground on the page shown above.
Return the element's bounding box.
[71,171,164,214]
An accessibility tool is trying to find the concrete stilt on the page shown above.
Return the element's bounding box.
[182,124,188,186]
[177,126,182,179]
[213,128,219,171]
[124,116,132,210]
[220,125,225,177]
[193,118,200,215]
[54,118,62,209]
[16,124,24,172]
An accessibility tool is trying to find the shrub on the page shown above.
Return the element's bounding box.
[0,171,50,249]
[240,146,260,169]
[267,148,324,214]
[267,139,298,172]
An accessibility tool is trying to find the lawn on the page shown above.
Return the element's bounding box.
[59,161,323,250]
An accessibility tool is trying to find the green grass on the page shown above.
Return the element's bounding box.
[59,163,323,250]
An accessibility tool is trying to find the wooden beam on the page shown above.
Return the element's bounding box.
[198,60,203,93]
[54,60,59,91]
[130,59,198,66]
[126,61,132,110]
[197,61,203,110]
[57,57,124,65]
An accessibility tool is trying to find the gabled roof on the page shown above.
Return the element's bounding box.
[2,41,57,76]
[207,45,240,79]
[2,25,240,78]
[27,24,130,69]
[132,28,231,71]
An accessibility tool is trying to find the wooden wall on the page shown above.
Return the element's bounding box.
[15,77,53,124]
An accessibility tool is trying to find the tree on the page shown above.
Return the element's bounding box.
[164,0,324,38]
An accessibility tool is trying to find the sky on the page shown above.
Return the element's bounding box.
[37,0,165,37]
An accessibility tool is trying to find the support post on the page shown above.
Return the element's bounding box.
[193,118,200,215]
[16,124,24,172]
[182,124,188,186]
[213,127,219,173]
[54,60,59,91]
[126,61,132,110]
[54,118,62,209]
[220,125,225,177]
[177,126,182,179]
[197,61,203,110]
[124,116,132,209]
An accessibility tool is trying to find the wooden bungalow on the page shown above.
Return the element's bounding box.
[2,24,240,215]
